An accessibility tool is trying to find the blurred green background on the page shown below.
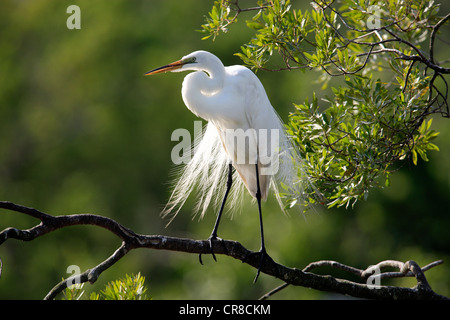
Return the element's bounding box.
[0,0,449,299]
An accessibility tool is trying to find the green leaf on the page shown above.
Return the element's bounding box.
[92,273,151,300]
[412,149,418,165]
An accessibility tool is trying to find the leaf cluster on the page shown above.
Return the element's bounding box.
[203,0,449,209]
[289,75,439,208]
[63,273,151,300]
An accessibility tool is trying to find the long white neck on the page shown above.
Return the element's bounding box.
[181,61,225,121]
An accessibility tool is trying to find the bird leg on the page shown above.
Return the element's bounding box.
[243,162,272,283]
[199,163,233,265]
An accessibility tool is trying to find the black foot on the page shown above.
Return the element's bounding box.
[244,248,272,283]
[198,235,228,265]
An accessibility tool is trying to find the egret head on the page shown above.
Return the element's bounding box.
[145,51,221,75]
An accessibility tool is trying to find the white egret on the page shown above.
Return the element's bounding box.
[145,50,303,282]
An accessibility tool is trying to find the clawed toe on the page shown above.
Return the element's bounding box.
[198,235,227,265]
[243,248,272,283]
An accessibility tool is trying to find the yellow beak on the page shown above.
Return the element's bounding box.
[144,60,184,75]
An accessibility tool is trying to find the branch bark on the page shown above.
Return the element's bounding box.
[0,201,447,300]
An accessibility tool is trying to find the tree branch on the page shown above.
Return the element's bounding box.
[0,201,447,300]
[430,12,450,64]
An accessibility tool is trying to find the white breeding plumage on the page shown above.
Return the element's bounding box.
[145,50,303,281]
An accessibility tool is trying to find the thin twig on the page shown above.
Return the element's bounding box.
[430,13,450,63]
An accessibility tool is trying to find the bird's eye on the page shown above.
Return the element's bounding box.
[191,57,197,63]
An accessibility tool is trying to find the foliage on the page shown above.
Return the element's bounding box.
[63,273,150,300]
[202,0,449,209]
[62,282,85,301]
